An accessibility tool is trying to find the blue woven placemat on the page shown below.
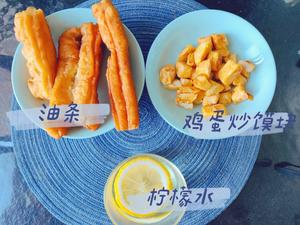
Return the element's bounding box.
[11,0,262,224]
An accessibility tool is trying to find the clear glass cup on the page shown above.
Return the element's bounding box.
[104,154,187,225]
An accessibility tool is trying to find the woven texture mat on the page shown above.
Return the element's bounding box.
[11,0,261,224]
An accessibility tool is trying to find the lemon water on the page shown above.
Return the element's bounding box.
[104,154,187,225]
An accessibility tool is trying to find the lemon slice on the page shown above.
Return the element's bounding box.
[113,156,173,218]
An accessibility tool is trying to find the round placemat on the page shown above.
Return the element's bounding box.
[11,0,262,224]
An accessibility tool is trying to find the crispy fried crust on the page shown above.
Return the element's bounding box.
[46,27,82,139]
[88,24,103,130]
[14,7,57,100]
[72,23,103,131]
[107,53,128,130]
[92,0,139,131]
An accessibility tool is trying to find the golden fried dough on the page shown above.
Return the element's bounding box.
[106,52,128,130]
[92,0,139,131]
[14,7,57,100]
[72,23,103,131]
[47,27,82,139]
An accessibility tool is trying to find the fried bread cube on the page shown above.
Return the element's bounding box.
[208,51,222,72]
[177,86,200,95]
[240,67,250,79]
[198,36,213,45]
[202,94,220,106]
[224,53,237,63]
[160,64,176,85]
[238,60,255,79]
[178,45,195,62]
[219,91,232,105]
[186,52,195,66]
[232,85,249,104]
[194,38,213,65]
[239,60,255,73]
[176,86,199,108]
[193,75,211,91]
[176,61,194,78]
[176,93,198,104]
[218,60,242,86]
[165,79,181,90]
[195,59,212,79]
[233,74,247,86]
[212,34,229,50]
[206,80,225,96]
[193,90,205,104]
[180,78,193,86]
[176,101,194,110]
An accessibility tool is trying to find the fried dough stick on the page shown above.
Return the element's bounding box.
[92,0,139,130]
[46,28,81,139]
[72,23,103,131]
[106,52,127,130]
[14,7,57,100]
